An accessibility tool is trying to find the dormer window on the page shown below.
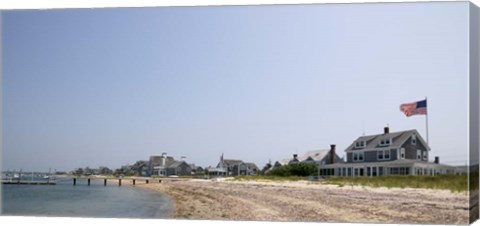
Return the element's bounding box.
[412,135,417,145]
[355,141,366,149]
[379,138,392,146]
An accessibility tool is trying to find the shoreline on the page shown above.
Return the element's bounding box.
[139,178,469,224]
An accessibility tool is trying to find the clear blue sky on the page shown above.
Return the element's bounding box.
[2,2,470,172]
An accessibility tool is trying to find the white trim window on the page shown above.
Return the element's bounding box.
[417,149,421,160]
[377,150,391,160]
[377,150,384,160]
[400,148,405,159]
[355,141,366,149]
[412,135,417,145]
[379,138,392,146]
[422,151,428,161]
[385,150,391,159]
[353,152,364,162]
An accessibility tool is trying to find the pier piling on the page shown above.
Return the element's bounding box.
[68,178,154,187]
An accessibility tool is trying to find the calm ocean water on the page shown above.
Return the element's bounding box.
[1,178,173,218]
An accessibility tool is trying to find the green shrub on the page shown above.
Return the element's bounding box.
[268,163,318,177]
[233,175,305,181]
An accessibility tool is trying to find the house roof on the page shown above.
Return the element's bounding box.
[166,161,187,168]
[275,149,344,166]
[345,129,430,152]
[297,149,330,162]
[244,162,259,169]
[223,159,244,166]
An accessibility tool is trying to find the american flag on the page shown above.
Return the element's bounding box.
[400,99,427,117]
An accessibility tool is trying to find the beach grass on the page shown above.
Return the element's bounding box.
[322,174,469,192]
[233,175,307,182]
[233,174,470,192]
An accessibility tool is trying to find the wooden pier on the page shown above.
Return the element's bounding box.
[2,180,56,185]
[2,177,162,186]
[70,177,161,186]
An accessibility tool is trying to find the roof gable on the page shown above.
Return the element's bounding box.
[345,129,430,152]
[167,161,189,168]
[297,149,330,162]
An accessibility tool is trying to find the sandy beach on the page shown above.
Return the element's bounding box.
[139,178,469,224]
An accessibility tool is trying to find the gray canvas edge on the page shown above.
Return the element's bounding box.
[469,2,480,224]
[0,10,3,215]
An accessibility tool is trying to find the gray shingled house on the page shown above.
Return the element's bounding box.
[151,153,192,176]
[131,160,149,176]
[215,155,259,176]
[149,153,174,176]
[164,161,192,176]
[318,127,455,177]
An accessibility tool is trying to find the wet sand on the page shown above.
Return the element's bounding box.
[139,178,469,224]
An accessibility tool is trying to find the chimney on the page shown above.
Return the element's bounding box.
[161,153,167,166]
[434,156,439,164]
[293,154,298,159]
[330,144,336,164]
[384,126,390,134]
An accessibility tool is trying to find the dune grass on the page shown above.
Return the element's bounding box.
[233,174,470,192]
[233,175,307,182]
[322,174,469,192]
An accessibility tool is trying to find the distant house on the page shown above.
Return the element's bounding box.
[318,127,455,176]
[245,163,259,175]
[83,167,94,176]
[151,153,192,176]
[98,167,113,175]
[73,168,84,176]
[131,160,149,176]
[120,164,134,175]
[189,164,204,175]
[273,159,290,168]
[273,145,344,168]
[215,155,259,176]
[164,161,192,176]
[149,154,174,176]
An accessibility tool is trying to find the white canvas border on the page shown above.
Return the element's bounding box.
[0,1,478,226]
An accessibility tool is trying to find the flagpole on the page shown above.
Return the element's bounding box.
[425,97,429,145]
